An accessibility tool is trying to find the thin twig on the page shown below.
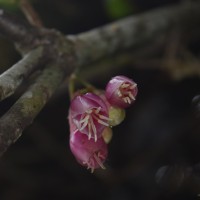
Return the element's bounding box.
[20,0,43,28]
[0,9,38,46]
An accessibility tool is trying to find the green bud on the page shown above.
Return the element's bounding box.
[108,106,125,126]
[102,127,113,144]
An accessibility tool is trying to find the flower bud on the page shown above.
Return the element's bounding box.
[105,75,138,108]
[70,130,108,172]
[70,93,110,142]
[108,106,125,126]
[94,91,125,126]
[102,127,113,144]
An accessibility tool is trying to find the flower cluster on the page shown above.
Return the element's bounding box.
[68,75,138,172]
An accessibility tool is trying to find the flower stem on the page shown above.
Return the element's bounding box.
[68,73,96,99]
[75,76,95,91]
[68,74,76,100]
[20,0,43,28]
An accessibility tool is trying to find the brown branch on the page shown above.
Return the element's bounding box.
[20,0,43,28]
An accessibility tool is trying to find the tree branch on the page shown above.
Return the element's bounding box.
[0,46,46,101]
[68,3,200,66]
[0,9,38,46]
[0,62,70,156]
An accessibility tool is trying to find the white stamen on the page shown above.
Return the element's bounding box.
[95,107,101,114]
[86,109,92,114]
[87,159,95,173]
[92,115,109,126]
[80,115,89,123]
[97,119,109,126]
[80,120,88,131]
[98,152,105,160]
[94,133,97,142]
[84,161,94,172]
[79,108,110,141]
[130,84,137,89]
[123,97,127,103]
[128,92,135,100]
[99,114,111,121]
[126,97,131,104]
[117,90,122,97]
[94,153,106,169]
[90,117,97,142]
[80,116,89,131]
[88,123,92,140]
[121,83,130,88]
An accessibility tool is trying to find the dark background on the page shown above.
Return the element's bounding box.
[0,0,200,199]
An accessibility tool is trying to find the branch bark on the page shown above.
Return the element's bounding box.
[0,62,70,156]
[0,46,46,101]
[0,9,38,46]
[68,2,200,66]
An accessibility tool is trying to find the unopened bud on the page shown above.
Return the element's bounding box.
[105,75,138,108]
[108,106,126,126]
[102,127,113,144]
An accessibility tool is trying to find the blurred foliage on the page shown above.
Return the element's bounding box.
[104,0,136,19]
[0,0,19,11]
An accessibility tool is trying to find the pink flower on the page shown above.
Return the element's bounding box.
[95,91,126,126]
[69,93,110,142]
[70,130,108,172]
[105,75,138,108]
